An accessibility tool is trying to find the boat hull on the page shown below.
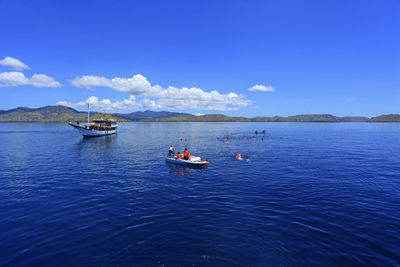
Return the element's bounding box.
[78,127,117,137]
[166,156,208,167]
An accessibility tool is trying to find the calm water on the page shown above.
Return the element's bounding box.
[0,122,400,266]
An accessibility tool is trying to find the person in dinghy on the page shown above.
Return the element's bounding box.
[168,145,175,156]
[183,148,191,160]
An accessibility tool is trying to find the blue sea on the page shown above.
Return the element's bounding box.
[0,122,399,266]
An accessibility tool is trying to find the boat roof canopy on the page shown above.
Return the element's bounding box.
[92,119,116,122]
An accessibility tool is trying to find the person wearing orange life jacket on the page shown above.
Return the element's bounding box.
[236,153,242,159]
[176,152,182,159]
[183,148,191,160]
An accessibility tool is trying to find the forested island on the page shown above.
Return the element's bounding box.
[0,105,399,122]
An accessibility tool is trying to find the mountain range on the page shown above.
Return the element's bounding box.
[0,106,188,122]
[144,114,400,122]
[114,110,190,121]
[0,105,399,122]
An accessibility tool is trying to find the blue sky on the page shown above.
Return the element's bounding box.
[0,0,399,117]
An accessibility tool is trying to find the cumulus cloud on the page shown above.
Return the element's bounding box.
[248,84,275,92]
[70,74,160,95]
[69,74,250,111]
[56,101,76,108]
[0,72,61,87]
[57,95,159,111]
[0,56,30,70]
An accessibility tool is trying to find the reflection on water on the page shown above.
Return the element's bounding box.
[71,135,118,162]
[77,134,118,147]
[168,165,190,177]
[166,162,208,177]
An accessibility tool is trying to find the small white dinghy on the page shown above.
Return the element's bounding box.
[166,155,209,167]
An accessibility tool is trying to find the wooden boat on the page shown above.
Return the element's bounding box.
[69,103,118,137]
[69,119,118,137]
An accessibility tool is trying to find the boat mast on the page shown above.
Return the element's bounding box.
[87,102,90,124]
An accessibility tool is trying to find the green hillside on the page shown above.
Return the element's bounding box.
[144,114,373,122]
[340,116,370,122]
[115,110,191,121]
[0,105,397,122]
[0,106,128,122]
[74,113,130,122]
[286,114,340,122]
[0,106,83,122]
[0,106,189,122]
[369,114,400,122]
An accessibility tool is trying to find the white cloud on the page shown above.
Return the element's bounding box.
[70,74,160,95]
[248,84,275,92]
[30,74,62,87]
[56,101,76,108]
[0,72,61,87]
[69,74,251,111]
[0,56,30,70]
[57,95,159,111]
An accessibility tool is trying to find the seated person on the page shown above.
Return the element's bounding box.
[176,152,182,159]
[183,148,191,160]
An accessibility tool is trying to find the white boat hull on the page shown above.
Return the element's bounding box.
[77,127,117,137]
[166,156,208,166]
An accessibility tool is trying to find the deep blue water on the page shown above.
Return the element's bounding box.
[1,122,400,266]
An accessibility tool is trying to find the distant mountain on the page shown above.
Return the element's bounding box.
[0,106,185,122]
[340,116,370,122]
[369,114,400,122]
[0,106,128,122]
[144,114,249,122]
[1,107,36,114]
[75,113,130,122]
[0,106,82,122]
[0,105,398,122]
[286,114,340,122]
[144,114,374,122]
[114,110,191,121]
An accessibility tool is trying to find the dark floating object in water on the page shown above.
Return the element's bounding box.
[217,134,265,141]
[255,130,266,135]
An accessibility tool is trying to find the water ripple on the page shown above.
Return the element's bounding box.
[0,122,400,265]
